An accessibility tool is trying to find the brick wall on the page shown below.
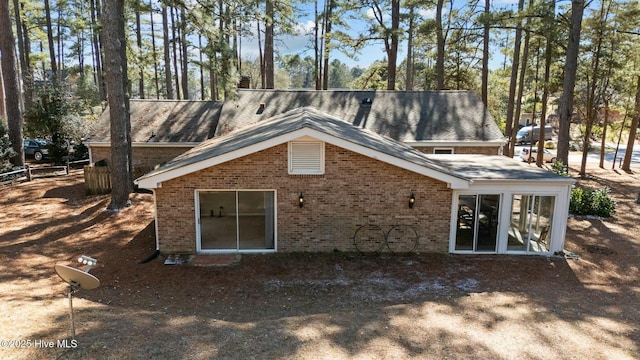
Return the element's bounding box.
[155,143,453,254]
[414,146,501,155]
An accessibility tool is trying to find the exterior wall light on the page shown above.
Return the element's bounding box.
[409,193,416,209]
[299,193,305,208]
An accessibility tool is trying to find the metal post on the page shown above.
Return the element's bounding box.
[69,284,76,340]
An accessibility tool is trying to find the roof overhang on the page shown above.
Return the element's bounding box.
[135,127,471,190]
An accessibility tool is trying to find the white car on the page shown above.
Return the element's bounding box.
[520,147,557,163]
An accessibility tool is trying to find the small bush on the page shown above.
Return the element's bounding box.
[570,186,616,217]
[551,160,568,177]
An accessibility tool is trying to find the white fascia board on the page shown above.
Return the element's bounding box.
[87,141,199,148]
[406,140,507,147]
[470,179,576,188]
[137,127,470,189]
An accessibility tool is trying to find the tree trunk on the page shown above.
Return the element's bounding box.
[44,0,58,80]
[557,0,585,166]
[210,54,218,100]
[13,0,32,109]
[57,4,64,74]
[481,0,490,105]
[580,0,608,177]
[264,0,275,89]
[161,4,174,99]
[504,0,525,157]
[0,58,5,121]
[102,0,132,210]
[386,0,399,90]
[1,0,25,165]
[170,6,181,99]
[136,4,144,98]
[314,0,321,90]
[599,98,609,169]
[322,0,333,90]
[515,29,531,161]
[435,0,445,90]
[538,24,554,165]
[405,8,414,91]
[150,0,160,99]
[199,35,205,100]
[622,76,640,172]
[180,7,189,99]
[90,0,106,101]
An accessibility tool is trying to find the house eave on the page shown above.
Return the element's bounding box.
[470,178,576,187]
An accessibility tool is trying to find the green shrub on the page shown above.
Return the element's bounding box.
[570,186,616,217]
[551,160,568,177]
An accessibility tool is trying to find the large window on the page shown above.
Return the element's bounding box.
[455,194,500,252]
[197,191,275,252]
[508,194,554,253]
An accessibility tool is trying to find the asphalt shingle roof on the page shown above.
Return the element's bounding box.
[423,154,575,183]
[216,90,504,143]
[88,100,223,143]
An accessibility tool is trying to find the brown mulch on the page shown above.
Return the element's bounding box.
[0,165,638,360]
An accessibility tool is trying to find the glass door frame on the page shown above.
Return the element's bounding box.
[450,187,564,255]
[452,193,502,253]
[195,189,278,254]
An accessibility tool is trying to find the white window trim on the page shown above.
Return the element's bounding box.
[195,189,278,254]
[288,138,325,175]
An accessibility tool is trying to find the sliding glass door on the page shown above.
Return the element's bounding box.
[198,191,275,252]
[455,194,500,252]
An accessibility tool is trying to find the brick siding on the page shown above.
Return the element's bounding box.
[155,143,453,254]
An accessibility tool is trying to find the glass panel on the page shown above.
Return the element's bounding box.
[508,194,554,253]
[508,194,529,251]
[476,194,499,252]
[455,195,476,251]
[199,192,237,250]
[530,196,554,253]
[238,191,275,250]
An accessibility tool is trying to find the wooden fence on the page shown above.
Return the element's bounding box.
[83,165,112,195]
[83,165,155,195]
[0,160,89,185]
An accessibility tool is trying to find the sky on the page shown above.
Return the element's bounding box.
[234,0,521,71]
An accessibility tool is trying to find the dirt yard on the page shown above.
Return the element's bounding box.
[0,164,638,360]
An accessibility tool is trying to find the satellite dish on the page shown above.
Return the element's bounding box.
[55,264,100,290]
[54,261,100,340]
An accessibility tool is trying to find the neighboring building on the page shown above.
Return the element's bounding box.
[518,112,540,128]
[136,107,575,256]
